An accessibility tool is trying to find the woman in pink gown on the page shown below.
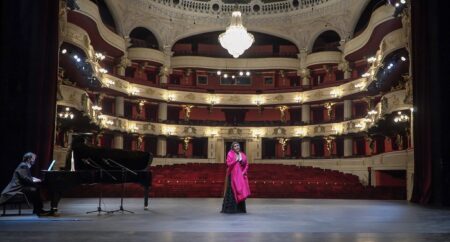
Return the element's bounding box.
[221,142,250,213]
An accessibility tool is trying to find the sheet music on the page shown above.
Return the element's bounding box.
[48,160,57,171]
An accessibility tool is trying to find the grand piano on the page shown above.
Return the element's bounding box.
[42,142,152,210]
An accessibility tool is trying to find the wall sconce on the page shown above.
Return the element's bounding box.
[92,105,102,111]
[295,128,307,137]
[128,86,140,96]
[330,88,342,98]
[394,111,409,123]
[99,68,108,74]
[294,95,302,104]
[355,121,366,130]
[95,52,106,62]
[129,123,139,133]
[103,78,115,87]
[252,128,264,139]
[163,126,176,136]
[332,124,343,134]
[166,93,175,102]
[367,56,376,63]
[367,109,378,123]
[354,81,367,90]
[58,107,75,119]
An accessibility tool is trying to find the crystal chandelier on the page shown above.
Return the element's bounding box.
[219,11,254,58]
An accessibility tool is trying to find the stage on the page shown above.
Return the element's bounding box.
[1,198,450,241]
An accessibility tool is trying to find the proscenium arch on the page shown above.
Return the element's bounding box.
[129,27,160,50]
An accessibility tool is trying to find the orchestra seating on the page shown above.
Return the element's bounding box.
[149,163,405,199]
[63,163,405,200]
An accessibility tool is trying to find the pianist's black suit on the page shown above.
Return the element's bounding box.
[0,162,44,213]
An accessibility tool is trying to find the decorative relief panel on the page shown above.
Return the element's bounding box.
[58,85,411,139]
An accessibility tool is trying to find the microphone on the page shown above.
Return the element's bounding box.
[81,158,90,165]
[102,158,112,167]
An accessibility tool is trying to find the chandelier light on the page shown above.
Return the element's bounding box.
[219,11,254,58]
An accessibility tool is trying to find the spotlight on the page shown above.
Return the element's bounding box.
[395,3,400,7]
[239,71,243,76]
[224,74,228,78]
[61,49,67,54]
[400,0,406,3]
[232,75,235,79]
[246,71,250,76]
[217,70,221,75]
[401,56,406,61]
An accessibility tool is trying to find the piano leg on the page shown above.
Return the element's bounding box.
[47,188,62,211]
[144,185,149,210]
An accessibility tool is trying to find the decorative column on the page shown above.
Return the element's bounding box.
[115,96,124,117]
[338,60,352,79]
[298,48,311,88]
[301,138,311,158]
[116,56,131,76]
[207,137,216,159]
[344,136,353,157]
[156,136,167,157]
[113,134,124,149]
[159,47,173,85]
[158,102,168,122]
[343,100,352,120]
[301,104,311,124]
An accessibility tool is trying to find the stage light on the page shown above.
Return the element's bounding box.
[224,74,228,78]
[246,71,250,76]
[239,71,243,76]
[61,49,67,54]
[401,56,406,61]
[217,70,221,75]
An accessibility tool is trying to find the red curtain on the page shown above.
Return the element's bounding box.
[410,0,450,205]
[0,0,59,187]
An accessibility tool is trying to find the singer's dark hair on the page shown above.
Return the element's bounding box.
[230,141,240,151]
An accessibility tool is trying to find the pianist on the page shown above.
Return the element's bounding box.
[0,152,53,216]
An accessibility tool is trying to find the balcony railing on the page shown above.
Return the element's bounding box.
[147,0,331,15]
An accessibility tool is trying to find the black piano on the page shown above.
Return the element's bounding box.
[42,143,152,209]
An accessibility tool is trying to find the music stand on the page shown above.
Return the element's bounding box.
[103,158,137,214]
[84,158,117,215]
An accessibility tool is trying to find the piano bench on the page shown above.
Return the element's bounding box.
[1,192,31,216]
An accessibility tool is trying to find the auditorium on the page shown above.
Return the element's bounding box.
[0,0,449,241]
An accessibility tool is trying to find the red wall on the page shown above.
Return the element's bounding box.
[245,109,283,122]
[375,170,406,187]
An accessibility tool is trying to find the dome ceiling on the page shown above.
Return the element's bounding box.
[104,0,370,51]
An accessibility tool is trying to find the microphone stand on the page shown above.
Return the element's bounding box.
[104,158,137,214]
[84,158,116,215]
